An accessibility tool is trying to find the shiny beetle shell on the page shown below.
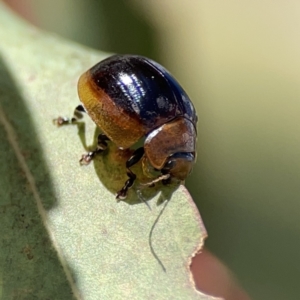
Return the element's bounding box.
[77,54,197,188]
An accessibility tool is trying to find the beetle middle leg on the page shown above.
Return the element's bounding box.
[116,147,145,200]
[80,133,110,165]
[53,104,85,126]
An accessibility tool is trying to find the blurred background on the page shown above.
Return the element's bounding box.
[3,0,300,299]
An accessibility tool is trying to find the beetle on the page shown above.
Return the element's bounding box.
[55,55,197,199]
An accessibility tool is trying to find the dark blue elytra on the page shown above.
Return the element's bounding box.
[90,55,197,132]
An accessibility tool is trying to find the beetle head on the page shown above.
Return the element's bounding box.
[143,117,197,184]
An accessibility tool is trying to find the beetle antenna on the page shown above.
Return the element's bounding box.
[149,196,170,272]
[136,189,152,210]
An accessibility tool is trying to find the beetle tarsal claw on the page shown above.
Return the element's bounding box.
[79,152,94,165]
[53,116,69,126]
[140,174,171,187]
[116,190,127,201]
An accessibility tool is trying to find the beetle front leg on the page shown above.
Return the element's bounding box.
[53,104,85,126]
[80,133,110,165]
[140,173,171,188]
[117,147,145,200]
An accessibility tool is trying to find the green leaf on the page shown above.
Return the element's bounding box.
[0,3,214,299]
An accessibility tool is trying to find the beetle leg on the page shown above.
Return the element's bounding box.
[53,104,85,126]
[140,174,171,187]
[80,133,110,165]
[140,157,173,187]
[116,147,145,200]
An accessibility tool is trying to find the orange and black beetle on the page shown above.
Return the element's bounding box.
[56,55,197,199]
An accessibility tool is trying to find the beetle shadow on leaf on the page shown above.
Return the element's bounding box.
[76,125,179,206]
[75,124,179,270]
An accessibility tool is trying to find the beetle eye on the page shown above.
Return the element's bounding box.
[165,159,176,169]
[162,159,176,175]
